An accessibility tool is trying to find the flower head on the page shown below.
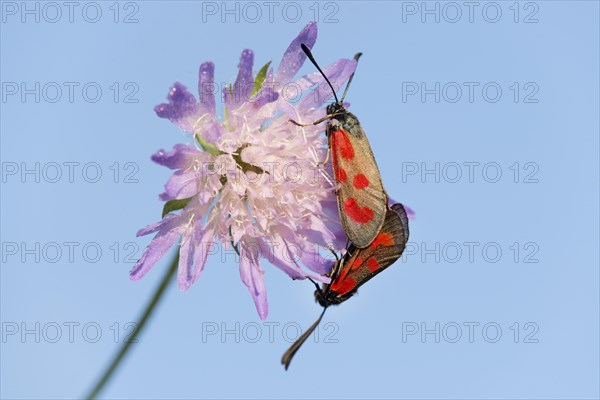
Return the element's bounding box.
[132,22,358,319]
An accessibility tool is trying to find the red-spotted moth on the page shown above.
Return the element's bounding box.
[291,44,387,248]
[281,203,410,369]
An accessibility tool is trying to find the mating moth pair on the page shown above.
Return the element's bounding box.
[282,45,410,369]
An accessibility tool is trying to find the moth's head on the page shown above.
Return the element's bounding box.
[326,102,345,115]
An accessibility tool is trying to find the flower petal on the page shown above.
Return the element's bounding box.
[178,230,196,291]
[130,216,183,280]
[404,205,416,220]
[224,49,254,109]
[198,62,216,116]
[190,225,216,285]
[251,86,279,108]
[388,197,416,220]
[201,120,225,143]
[159,170,200,201]
[298,214,337,246]
[320,198,347,250]
[151,144,202,170]
[298,58,357,113]
[136,214,179,237]
[258,237,306,280]
[270,226,332,282]
[281,239,331,283]
[298,241,335,275]
[276,21,318,84]
[154,82,200,131]
[239,241,268,320]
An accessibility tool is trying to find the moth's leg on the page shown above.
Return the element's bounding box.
[313,248,340,298]
[328,247,339,261]
[308,277,322,293]
[327,256,344,288]
[289,112,342,127]
[319,146,331,166]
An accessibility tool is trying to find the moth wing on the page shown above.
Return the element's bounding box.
[329,204,409,301]
[391,203,410,247]
[330,123,387,248]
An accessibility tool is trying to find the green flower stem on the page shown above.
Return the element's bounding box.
[85,253,179,399]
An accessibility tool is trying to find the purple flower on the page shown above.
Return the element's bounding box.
[133,22,358,320]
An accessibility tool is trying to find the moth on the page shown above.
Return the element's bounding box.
[291,44,387,248]
[281,203,410,370]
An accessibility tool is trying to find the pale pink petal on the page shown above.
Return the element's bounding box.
[275,21,318,84]
[239,242,268,320]
[178,231,196,291]
[131,216,183,280]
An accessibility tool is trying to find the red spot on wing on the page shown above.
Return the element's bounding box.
[332,276,357,295]
[344,198,374,224]
[353,258,364,269]
[334,130,355,161]
[337,257,361,283]
[367,258,380,272]
[370,232,395,249]
[336,168,347,183]
[353,174,369,190]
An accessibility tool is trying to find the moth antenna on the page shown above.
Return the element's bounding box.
[300,43,340,104]
[281,307,328,370]
[340,52,363,103]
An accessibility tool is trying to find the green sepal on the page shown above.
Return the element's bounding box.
[195,135,223,156]
[162,197,193,218]
[250,61,271,98]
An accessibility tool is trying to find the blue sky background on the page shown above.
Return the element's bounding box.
[1,1,599,399]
